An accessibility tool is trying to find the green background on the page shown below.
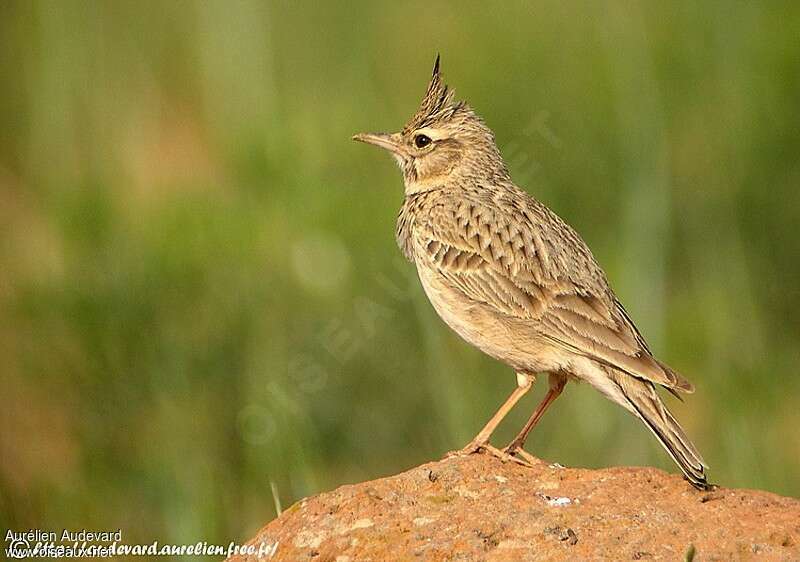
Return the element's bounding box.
[2,0,798,554]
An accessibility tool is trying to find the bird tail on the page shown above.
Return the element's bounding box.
[614,372,709,490]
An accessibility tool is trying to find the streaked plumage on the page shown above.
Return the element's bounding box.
[354,56,708,489]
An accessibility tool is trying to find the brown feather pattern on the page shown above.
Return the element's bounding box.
[361,56,706,488]
[400,189,693,394]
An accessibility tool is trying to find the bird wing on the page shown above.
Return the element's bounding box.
[415,193,693,393]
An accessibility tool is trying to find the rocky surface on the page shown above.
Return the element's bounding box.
[229,454,800,561]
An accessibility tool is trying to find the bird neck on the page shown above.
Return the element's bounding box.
[404,175,447,196]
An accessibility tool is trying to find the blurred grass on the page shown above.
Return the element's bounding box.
[1,0,799,555]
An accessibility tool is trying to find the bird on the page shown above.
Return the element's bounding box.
[352,56,709,489]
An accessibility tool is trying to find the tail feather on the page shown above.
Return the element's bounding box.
[656,359,695,394]
[614,372,709,490]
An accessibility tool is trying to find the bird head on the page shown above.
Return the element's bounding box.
[353,55,509,195]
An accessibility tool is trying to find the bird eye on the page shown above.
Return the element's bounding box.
[414,134,432,148]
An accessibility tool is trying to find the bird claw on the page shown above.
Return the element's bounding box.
[503,445,540,466]
[444,441,533,468]
[484,443,534,467]
[444,440,486,458]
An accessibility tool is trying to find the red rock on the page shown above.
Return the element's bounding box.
[229,454,800,561]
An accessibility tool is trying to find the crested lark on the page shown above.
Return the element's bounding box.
[353,56,708,489]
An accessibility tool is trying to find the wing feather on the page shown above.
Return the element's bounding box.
[415,194,693,392]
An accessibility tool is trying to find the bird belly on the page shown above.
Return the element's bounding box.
[416,265,565,374]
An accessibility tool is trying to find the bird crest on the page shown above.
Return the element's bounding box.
[403,55,465,133]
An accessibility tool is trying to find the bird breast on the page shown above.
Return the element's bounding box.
[414,258,566,375]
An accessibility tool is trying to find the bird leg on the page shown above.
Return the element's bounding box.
[446,373,533,464]
[503,374,566,461]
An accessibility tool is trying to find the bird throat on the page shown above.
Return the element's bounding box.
[395,190,437,262]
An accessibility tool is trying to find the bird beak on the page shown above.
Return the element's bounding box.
[352,132,404,155]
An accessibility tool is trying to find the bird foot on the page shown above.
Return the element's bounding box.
[502,445,540,466]
[444,440,486,459]
[444,441,533,468]
[484,443,534,467]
